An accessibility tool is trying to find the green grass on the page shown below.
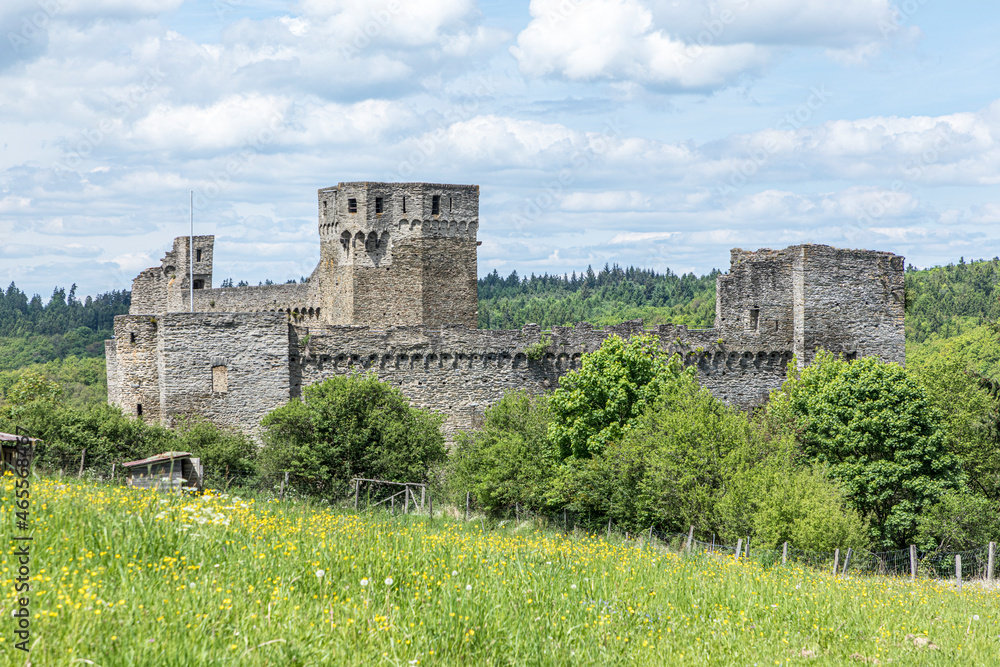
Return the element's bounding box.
[0,476,997,665]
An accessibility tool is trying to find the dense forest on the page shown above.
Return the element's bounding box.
[0,283,130,370]
[477,264,718,329]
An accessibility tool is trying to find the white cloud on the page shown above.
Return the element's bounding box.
[512,0,913,91]
[610,230,677,243]
[562,190,649,211]
[511,0,768,90]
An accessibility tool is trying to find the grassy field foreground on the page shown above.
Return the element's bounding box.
[0,478,997,665]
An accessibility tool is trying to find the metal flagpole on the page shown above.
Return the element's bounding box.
[189,190,194,313]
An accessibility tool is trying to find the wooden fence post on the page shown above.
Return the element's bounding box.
[735,538,743,563]
[833,549,840,576]
[782,541,788,566]
[988,542,995,585]
[428,491,432,519]
[842,548,853,576]
[956,554,962,593]
[421,485,426,512]
[564,508,568,531]
[686,525,694,553]
[465,492,470,521]
[648,525,653,544]
[78,449,86,478]
[279,472,287,501]
[354,480,359,511]
[910,545,918,581]
[607,518,612,540]
[111,463,116,484]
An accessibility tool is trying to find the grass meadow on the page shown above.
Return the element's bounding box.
[0,476,998,666]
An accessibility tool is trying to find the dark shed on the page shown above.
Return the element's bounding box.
[122,451,203,491]
[0,433,39,472]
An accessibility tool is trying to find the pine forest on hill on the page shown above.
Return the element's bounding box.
[477,264,719,330]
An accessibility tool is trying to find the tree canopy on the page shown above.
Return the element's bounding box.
[768,351,963,548]
[547,334,697,460]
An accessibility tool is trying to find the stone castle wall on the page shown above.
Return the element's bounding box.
[110,313,792,439]
[107,181,905,441]
[289,320,791,439]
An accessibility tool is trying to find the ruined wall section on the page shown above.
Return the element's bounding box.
[129,267,168,315]
[155,312,291,431]
[110,315,162,422]
[191,283,316,318]
[130,235,215,315]
[715,247,797,350]
[715,244,905,367]
[290,321,791,440]
[795,245,905,366]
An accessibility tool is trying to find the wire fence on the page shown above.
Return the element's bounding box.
[452,494,998,586]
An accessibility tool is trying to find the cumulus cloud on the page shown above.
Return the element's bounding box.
[511,0,768,90]
[511,0,913,91]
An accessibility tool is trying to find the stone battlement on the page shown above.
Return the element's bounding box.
[106,181,905,439]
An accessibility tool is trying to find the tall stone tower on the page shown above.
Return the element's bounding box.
[312,182,480,328]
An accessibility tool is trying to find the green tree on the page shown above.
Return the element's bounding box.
[258,374,446,498]
[548,334,696,460]
[769,351,963,548]
[447,391,556,516]
[915,490,1000,554]
[911,354,1000,500]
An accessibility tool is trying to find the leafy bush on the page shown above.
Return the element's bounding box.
[524,336,551,362]
[258,374,446,499]
[911,353,1000,501]
[173,418,257,486]
[742,466,870,553]
[447,391,556,515]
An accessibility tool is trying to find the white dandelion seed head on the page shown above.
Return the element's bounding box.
[316,569,325,579]
[451,570,458,576]
[973,615,980,621]
[466,584,472,591]
[385,577,394,586]
[360,578,369,587]
[571,584,577,589]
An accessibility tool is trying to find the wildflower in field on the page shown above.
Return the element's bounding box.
[360,578,369,587]
[316,569,325,579]
[385,577,394,586]
[466,584,472,591]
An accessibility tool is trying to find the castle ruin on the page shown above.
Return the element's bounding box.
[105,181,905,438]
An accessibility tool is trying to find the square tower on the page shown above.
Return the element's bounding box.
[313,182,479,328]
[715,244,904,366]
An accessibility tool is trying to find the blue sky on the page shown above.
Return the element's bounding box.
[1,0,999,299]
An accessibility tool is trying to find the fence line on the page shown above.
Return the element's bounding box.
[455,494,998,585]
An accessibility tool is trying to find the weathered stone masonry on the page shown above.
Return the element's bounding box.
[105,181,905,439]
